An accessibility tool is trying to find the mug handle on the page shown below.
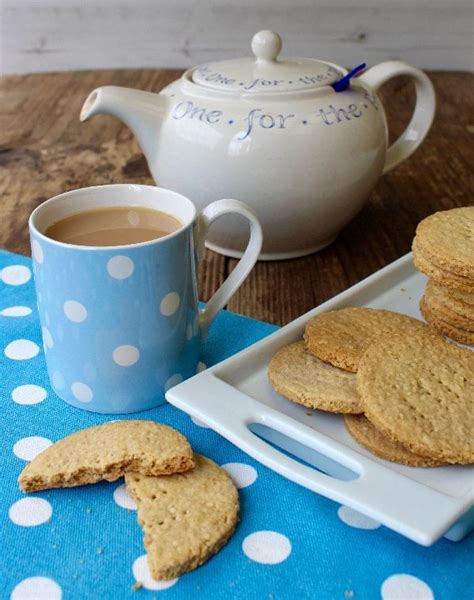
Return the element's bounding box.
[196,199,263,337]
[357,61,436,174]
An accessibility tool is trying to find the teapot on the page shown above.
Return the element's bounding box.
[80,30,435,260]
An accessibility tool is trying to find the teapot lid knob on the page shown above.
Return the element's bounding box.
[251,30,282,63]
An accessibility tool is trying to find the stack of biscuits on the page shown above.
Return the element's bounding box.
[269,307,474,467]
[413,206,474,346]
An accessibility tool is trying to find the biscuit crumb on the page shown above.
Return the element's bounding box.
[344,591,354,599]
[306,412,312,416]
[132,582,143,591]
[400,287,406,292]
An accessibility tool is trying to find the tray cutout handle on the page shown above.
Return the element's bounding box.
[249,423,359,482]
[167,372,468,545]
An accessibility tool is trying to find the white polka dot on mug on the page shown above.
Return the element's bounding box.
[107,255,134,279]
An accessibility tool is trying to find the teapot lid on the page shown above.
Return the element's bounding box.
[192,30,342,93]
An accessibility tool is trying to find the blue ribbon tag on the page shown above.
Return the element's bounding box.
[332,63,367,92]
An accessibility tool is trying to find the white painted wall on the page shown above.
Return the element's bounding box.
[1,0,473,75]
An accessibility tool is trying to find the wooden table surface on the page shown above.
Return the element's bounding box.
[1,70,472,325]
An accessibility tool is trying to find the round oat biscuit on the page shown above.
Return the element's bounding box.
[357,331,474,464]
[427,281,474,320]
[19,420,194,492]
[444,286,474,307]
[420,296,474,345]
[125,454,239,580]
[413,239,474,293]
[344,415,447,467]
[423,281,474,332]
[412,240,474,294]
[414,207,474,278]
[268,341,361,413]
[304,307,430,373]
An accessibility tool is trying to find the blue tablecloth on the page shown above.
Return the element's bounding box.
[1,249,472,600]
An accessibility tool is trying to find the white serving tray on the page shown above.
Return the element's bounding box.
[166,253,474,546]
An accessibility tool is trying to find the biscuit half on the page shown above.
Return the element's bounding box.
[125,454,239,580]
[19,420,194,492]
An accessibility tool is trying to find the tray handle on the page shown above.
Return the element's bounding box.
[167,373,469,545]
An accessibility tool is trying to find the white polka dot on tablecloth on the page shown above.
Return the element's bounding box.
[186,324,193,340]
[13,436,52,461]
[11,384,47,405]
[0,306,32,317]
[0,265,31,286]
[107,255,134,280]
[337,506,381,530]
[71,382,93,403]
[41,326,53,350]
[381,574,433,600]
[31,240,44,264]
[160,292,180,316]
[132,555,178,591]
[11,576,62,600]
[196,361,206,373]
[222,463,257,488]
[4,339,40,360]
[9,497,52,527]
[242,531,291,564]
[52,371,65,391]
[190,416,210,429]
[113,483,137,510]
[113,345,140,367]
[63,300,87,323]
[164,373,183,392]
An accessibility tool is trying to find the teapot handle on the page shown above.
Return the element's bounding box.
[358,61,436,174]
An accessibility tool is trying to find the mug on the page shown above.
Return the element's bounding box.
[28,184,262,414]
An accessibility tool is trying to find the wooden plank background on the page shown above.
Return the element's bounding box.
[1,0,473,75]
[1,69,472,326]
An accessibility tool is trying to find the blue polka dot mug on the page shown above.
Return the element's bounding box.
[28,184,262,414]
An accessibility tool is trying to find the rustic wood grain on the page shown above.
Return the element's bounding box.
[0,70,472,325]
[4,0,473,74]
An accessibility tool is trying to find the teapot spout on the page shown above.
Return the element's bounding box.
[80,86,165,168]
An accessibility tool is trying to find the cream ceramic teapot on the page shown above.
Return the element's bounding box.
[80,30,435,259]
